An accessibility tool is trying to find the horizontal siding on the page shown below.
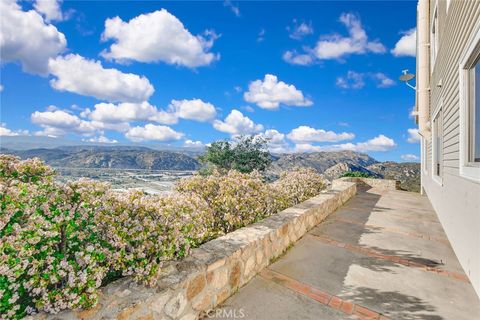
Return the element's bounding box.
[444,160,458,165]
[443,131,458,148]
[443,145,458,160]
[443,134,459,149]
[442,95,458,125]
[443,116,458,139]
[425,1,480,297]
[443,166,458,175]
[443,115,458,137]
[430,0,480,174]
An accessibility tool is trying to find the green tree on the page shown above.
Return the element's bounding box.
[341,171,373,178]
[199,136,271,174]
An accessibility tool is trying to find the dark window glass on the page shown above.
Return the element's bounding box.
[474,60,480,162]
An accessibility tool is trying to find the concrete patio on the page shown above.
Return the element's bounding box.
[216,187,480,319]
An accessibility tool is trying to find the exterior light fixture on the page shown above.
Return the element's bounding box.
[399,69,416,90]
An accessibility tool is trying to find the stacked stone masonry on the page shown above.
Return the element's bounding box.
[32,178,373,320]
[333,177,400,190]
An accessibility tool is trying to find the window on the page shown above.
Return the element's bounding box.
[459,24,480,182]
[430,5,439,71]
[422,137,428,173]
[468,57,480,163]
[432,107,443,182]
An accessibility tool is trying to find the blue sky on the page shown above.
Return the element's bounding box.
[0,0,421,161]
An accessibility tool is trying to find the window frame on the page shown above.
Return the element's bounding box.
[431,104,444,185]
[422,136,428,173]
[430,3,439,72]
[459,20,480,183]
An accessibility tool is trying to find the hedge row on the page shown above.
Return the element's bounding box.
[0,155,325,318]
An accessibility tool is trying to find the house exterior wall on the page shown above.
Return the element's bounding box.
[419,0,480,296]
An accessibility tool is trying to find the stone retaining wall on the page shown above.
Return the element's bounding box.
[333,177,400,190]
[34,180,357,320]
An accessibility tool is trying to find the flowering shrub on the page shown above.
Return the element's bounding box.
[175,170,282,234]
[271,167,326,207]
[96,191,214,286]
[0,156,325,318]
[1,156,112,317]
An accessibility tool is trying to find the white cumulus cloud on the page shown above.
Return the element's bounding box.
[315,13,386,59]
[282,50,315,66]
[401,154,419,162]
[336,71,365,89]
[0,0,66,75]
[0,126,17,137]
[48,54,154,103]
[263,129,286,145]
[34,0,63,22]
[101,9,219,68]
[407,128,421,143]
[264,129,290,153]
[184,140,205,148]
[88,121,130,133]
[0,123,28,136]
[294,134,396,153]
[287,19,314,40]
[336,71,394,89]
[287,126,355,143]
[244,74,313,110]
[284,13,385,65]
[254,129,290,153]
[169,99,217,122]
[83,99,216,125]
[125,124,184,142]
[86,135,118,144]
[409,106,417,119]
[223,1,240,17]
[213,110,264,135]
[354,134,396,152]
[373,73,395,88]
[31,109,97,137]
[83,102,176,125]
[392,28,416,57]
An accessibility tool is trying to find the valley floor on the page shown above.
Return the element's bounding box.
[54,167,194,194]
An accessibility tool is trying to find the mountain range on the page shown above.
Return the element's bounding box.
[1,146,200,171]
[0,145,420,192]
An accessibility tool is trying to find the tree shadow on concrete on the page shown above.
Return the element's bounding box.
[341,286,444,320]
[331,242,442,274]
[362,245,443,268]
[313,189,445,318]
[319,188,447,271]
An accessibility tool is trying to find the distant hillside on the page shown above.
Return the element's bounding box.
[367,162,421,193]
[267,151,420,192]
[0,136,205,156]
[268,151,378,175]
[1,146,421,192]
[2,146,200,171]
[0,135,92,150]
[322,162,382,181]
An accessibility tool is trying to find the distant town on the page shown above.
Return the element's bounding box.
[55,167,194,194]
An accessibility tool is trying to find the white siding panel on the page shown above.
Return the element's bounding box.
[430,0,479,171]
[424,0,480,297]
